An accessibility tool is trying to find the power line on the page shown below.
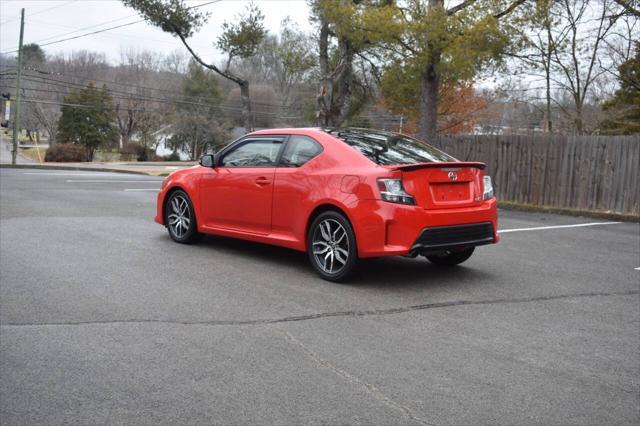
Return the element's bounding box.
[24,15,140,46]
[0,0,223,55]
[17,84,305,119]
[5,68,308,109]
[1,21,144,55]
[18,98,306,122]
[14,81,400,124]
[2,68,402,124]
[25,17,214,51]
[8,72,303,117]
[5,74,402,123]
[18,75,285,109]
[0,0,77,26]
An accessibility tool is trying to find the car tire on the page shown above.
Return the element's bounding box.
[307,211,358,282]
[425,247,475,266]
[165,189,201,244]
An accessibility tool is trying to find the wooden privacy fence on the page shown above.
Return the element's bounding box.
[431,135,639,214]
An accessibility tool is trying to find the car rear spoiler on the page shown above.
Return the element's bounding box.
[385,161,487,172]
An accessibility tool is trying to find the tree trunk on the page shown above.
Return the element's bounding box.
[545,69,552,133]
[574,105,584,134]
[48,128,56,146]
[239,81,253,131]
[545,19,553,133]
[417,59,439,141]
[317,18,331,127]
[335,38,354,127]
[416,0,444,141]
[316,18,354,128]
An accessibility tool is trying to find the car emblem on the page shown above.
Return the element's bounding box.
[447,172,458,181]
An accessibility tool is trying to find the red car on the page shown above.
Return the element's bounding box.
[155,128,498,281]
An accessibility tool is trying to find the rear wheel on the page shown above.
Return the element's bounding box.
[307,211,358,282]
[165,190,201,244]
[425,247,475,266]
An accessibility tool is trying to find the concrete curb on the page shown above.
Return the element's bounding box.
[0,163,157,176]
[498,201,639,223]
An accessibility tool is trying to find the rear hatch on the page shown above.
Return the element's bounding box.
[390,162,486,210]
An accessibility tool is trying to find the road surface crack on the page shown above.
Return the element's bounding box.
[2,290,637,327]
[280,331,432,425]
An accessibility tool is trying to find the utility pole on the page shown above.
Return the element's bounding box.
[11,8,25,165]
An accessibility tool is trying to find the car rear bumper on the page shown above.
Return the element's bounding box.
[410,222,495,254]
[349,198,499,258]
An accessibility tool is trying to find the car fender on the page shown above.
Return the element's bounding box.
[158,170,202,225]
[303,195,359,250]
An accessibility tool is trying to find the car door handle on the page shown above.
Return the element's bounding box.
[255,177,271,186]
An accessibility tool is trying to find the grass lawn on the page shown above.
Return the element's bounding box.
[20,147,47,162]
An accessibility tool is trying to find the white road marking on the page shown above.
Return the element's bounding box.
[499,222,622,233]
[635,267,640,271]
[165,166,179,169]
[24,172,125,176]
[66,179,161,183]
[124,188,159,192]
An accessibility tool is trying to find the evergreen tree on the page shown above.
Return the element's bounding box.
[56,83,119,161]
[168,61,230,160]
[602,45,640,135]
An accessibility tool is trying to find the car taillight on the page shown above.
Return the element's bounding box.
[377,178,416,205]
[483,175,494,200]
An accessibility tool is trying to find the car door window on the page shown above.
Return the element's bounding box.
[279,136,323,167]
[221,139,283,167]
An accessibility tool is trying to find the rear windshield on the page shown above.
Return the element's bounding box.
[327,128,456,165]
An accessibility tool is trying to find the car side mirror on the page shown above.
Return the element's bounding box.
[199,154,216,168]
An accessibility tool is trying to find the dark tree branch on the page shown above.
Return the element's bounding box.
[613,0,640,17]
[172,28,246,86]
[446,0,477,16]
[494,0,528,19]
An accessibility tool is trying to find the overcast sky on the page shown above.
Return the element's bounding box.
[0,0,312,64]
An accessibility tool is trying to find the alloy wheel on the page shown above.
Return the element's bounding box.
[168,194,191,239]
[312,218,350,274]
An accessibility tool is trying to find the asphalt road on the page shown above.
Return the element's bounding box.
[1,168,638,425]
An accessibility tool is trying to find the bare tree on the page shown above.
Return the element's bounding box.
[508,0,637,134]
[235,20,316,111]
[123,0,266,131]
[112,49,165,148]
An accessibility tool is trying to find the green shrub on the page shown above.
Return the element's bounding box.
[44,144,87,162]
[121,142,155,161]
[162,152,181,161]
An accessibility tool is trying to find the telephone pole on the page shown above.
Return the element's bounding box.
[11,8,25,165]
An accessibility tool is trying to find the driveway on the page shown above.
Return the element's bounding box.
[1,168,638,425]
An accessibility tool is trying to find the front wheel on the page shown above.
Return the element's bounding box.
[425,247,475,266]
[307,211,358,282]
[165,190,201,244]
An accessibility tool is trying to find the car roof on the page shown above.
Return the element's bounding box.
[249,127,402,136]
[248,127,377,168]
[248,128,326,137]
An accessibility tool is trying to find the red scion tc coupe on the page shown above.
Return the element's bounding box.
[155,128,499,282]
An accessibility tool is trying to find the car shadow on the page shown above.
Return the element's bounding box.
[355,256,495,288]
[195,234,311,272]
[172,234,496,289]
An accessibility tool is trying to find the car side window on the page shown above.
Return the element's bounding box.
[220,139,283,167]
[280,136,323,167]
